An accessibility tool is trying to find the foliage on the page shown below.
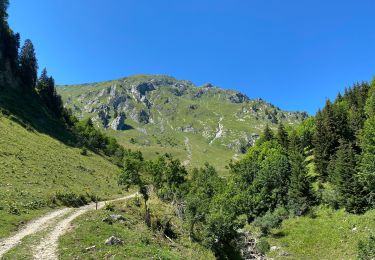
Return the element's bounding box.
[255,238,270,255]
[53,192,89,207]
[253,207,288,236]
[358,234,375,260]
[19,39,38,89]
[287,150,315,216]
[359,116,375,209]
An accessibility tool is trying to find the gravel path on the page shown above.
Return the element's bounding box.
[0,193,137,259]
[33,193,137,260]
[0,208,73,257]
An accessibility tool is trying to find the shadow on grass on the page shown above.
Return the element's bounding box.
[0,87,76,147]
[272,231,287,238]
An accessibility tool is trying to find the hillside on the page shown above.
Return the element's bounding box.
[58,75,307,173]
[0,87,124,239]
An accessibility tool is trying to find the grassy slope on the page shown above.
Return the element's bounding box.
[59,194,214,259]
[265,207,375,259]
[0,88,123,238]
[58,75,305,175]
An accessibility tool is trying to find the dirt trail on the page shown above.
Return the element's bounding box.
[0,193,137,259]
[0,208,73,257]
[33,193,137,260]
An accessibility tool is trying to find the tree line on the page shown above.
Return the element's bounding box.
[118,80,375,258]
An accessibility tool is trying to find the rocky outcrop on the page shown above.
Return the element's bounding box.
[97,109,110,127]
[131,82,155,101]
[236,230,265,260]
[176,124,196,133]
[109,114,126,130]
[229,92,249,103]
[137,110,150,124]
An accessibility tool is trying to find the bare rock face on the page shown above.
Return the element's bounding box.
[97,109,110,127]
[131,82,155,101]
[109,114,126,130]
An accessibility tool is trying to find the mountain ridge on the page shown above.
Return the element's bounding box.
[58,74,308,172]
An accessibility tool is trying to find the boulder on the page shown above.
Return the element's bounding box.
[105,236,123,246]
[110,214,126,222]
[102,214,126,224]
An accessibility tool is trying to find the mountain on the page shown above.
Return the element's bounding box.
[58,74,307,173]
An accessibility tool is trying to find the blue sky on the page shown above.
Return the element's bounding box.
[8,0,375,114]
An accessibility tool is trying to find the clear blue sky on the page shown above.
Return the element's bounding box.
[8,0,375,114]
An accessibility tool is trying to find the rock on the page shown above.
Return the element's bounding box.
[178,124,195,133]
[202,83,213,89]
[228,92,249,103]
[271,246,280,251]
[105,236,123,246]
[97,110,109,127]
[109,85,117,97]
[85,245,96,251]
[137,110,150,124]
[131,82,155,100]
[102,217,113,224]
[279,251,290,256]
[110,214,126,222]
[109,114,126,130]
[102,214,126,224]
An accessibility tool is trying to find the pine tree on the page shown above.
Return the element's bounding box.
[19,39,38,89]
[365,78,375,118]
[276,123,289,149]
[359,116,375,209]
[287,150,314,216]
[313,100,340,179]
[288,129,302,153]
[258,124,274,144]
[0,0,8,23]
[330,141,367,213]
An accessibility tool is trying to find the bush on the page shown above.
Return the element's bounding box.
[255,237,270,255]
[253,207,288,236]
[8,203,21,215]
[104,203,115,211]
[358,234,375,260]
[80,147,88,156]
[54,192,88,207]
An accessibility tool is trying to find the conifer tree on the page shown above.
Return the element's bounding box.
[287,150,314,216]
[258,124,274,144]
[19,39,38,89]
[288,129,302,153]
[359,116,375,209]
[313,101,339,179]
[0,0,8,23]
[330,141,367,213]
[276,122,289,149]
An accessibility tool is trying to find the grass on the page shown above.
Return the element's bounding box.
[58,193,214,259]
[0,87,124,239]
[265,206,375,259]
[58,74,306,175]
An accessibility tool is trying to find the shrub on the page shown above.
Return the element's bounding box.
[358,234,375,260]
[8,203,21,215]
[80,147,88,156]
[54,192,88,207]
[105,203,115,211]
[255,238,270,255]
[253,207,288,236]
